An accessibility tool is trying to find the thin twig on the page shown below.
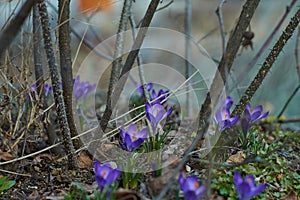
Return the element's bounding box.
[0,168,31,177]
[216,0,227,58]
[33,3,45,97]
[106,0,133,107]
[185,0,192,117]
[129,7,150,102]
[156,0,174,13]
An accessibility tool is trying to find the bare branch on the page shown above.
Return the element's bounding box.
[129,6,150,102]
[38,0,77,169]
[100,0,161,131]
[58,0,81,150]
[103,0,133,131]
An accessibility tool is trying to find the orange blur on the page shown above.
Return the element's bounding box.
[78,0,112,14]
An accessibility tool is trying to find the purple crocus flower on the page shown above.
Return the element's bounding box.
[244,104,269,123]
[241,104,269,133]
[94,160,121,192]
[150,89,169,105]
[214,108,240,132]
[145,102,172,133]
[234,171,267,200]
[119,124,148,152]
[179,173,206,200]
[30,83,52,97]
[73,76,96,101]
[136,82,153,96]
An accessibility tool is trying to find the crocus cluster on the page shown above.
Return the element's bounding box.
[179,173,206,200]
[73,75,96,101]
[241,104,269,133]
[119,83,173,151]
[234,171,267,200]
[119,124,148,152]
[94,160,121,192]
[214,96,239,132]
[138,82,172,133]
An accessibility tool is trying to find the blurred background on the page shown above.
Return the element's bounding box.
[0,0,299,130]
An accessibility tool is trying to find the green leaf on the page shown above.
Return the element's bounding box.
[0,178,15,192]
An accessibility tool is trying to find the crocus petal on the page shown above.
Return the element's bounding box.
[234,171,243,186]
[195,185,206,198]
[145,103,152,115]
[147,83,153,91]
[137,128,148,138]
[120,127,126,140]
[131,138,146,150]
[250,110,262,121]
[105,168,121,185]
[244,175,256,188]
[184,191,199,200]
[127,124,137,134]
[183,175,200,191]
[136,83,144,95]
[229,116,240,126]
[124,134,134,151]
[223,96,233,109]
[256,111,269,121]
[163,107,173,119]
[237,182,251,200]
[179,172,185,186]
[214,110,222,122]
[252,105,263,114]
[248,183,267,198]
[244,108,252,121]
[221,109,230,120]
[148,114,159,131]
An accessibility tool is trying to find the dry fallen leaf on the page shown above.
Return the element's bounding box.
[77,151,93,168]
[280,191,298,200]
[0,150,14,161]
[226,151,246,164]
[116,188,139,200]
[27,190,40,200]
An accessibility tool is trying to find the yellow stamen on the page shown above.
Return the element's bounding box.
[102,170,107,177]
[193,182,199,189]
[246,178,252,183]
